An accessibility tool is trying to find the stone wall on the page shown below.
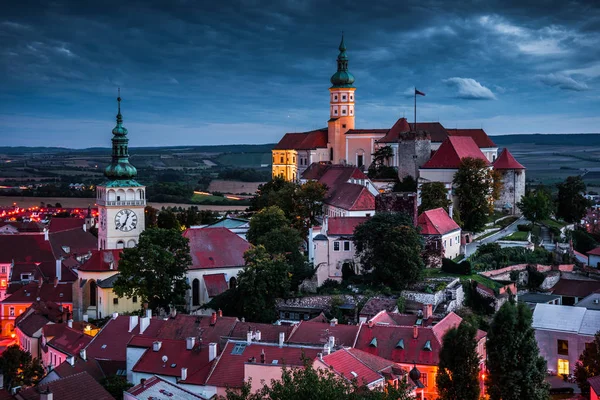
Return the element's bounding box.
[397,131,431,180]
[495,169,526,215]
[375,192,418,225]
[540,272,561,290]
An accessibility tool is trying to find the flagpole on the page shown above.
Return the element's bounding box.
[414,87,417,132]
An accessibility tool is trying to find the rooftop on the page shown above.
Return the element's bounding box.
[533,303,600,335]
[287,321,360,348]
[421,136,489,169]
[48,218,85,233]
[228,321,295,343]
[0,234,55,264]
[77,250,121,272]
[273,129,328,150]
[327,216,370,236]
[417,207,460,236]
[127,375,208,399]
[320,347,383,386]
[551,279,600,298]
[492,148,525,170]
[3,281,73,304]
[183,227,250,270]
[45,325,92,356]
[447,128,497,148]
[17,372,112,400]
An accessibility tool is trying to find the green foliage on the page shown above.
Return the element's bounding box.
[247,206,289,245]
[176,206,219,228]
[436,322,481,400]
[556,176,590,223]
[470,245,552,271]
[572,228,598,254]
[517,224,533,232]
[157,209,181,230]
[101,375,133,400]
[441,258,472,275]
[574,330,600,394]
[486,301,550,400]
[147,181,193,203]
[393,176,417,192]
[463,280,495,315]
[219,167,271,182]
[517,189,552,225]
[144,205,158,228]
[526,265,545,289]
[354,212,424,290]
[418,182,451,214]
[453,157,498,232]
[0,345,44,389]
[396,296,406,313]
[113,228,191,310]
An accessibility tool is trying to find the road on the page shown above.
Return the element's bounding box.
[464,216,526,257]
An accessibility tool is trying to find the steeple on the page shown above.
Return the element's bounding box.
[330,34,355,88]
[104,90,138,180]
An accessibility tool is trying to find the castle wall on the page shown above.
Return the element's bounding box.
[346,135,380,168]
[397,132,431,180]
[494,169,526,215]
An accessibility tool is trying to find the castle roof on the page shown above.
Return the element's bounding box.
[378,118,411,143]
[413,122,449,142]
[421,136,489,169]
[447,128,497,148]
[273,129,328,150]
[493,148,525,170]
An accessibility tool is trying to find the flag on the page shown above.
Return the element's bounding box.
[415,89,426,96]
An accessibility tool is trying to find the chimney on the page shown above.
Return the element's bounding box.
[328,336,335,350]
[55,259,62,282]
[67,356,74,366]
[40,389,53,400]
[246,330,253,345]
[260,349,265,364]
[128,315,139,332]
[112,312,119,320]
[80,349,86,361]
[67,319,73,328]
[146,309,152,319]
[255,330,261,341]
[448,204,453,219]
[186,337,195,350]
[170,307,177,319]
[83,315,89,322]
[210,312,217,325]
[318,352,323,362]
[53,277,58,288]
[278,332,285,347]
[218,309,222,318]
[423,304,433,320]
[209,343,217,362]
[180,367,188,381]
[44,228,49,241]
[109,261,114,270]
[330,318,338,326]
[139,316,150,334]
[413,325,418,339]
[308,226,315,265]
[83,223,86,232]
[324,343,331,355]
[153,341,162,352]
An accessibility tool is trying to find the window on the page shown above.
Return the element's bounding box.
[117,196,121,201]
[334,95,338,100]
[334,109,338,115]
[1,266,5,274]
[333,241,340,251]
[280,157,284,163]
[450,238,453,246]
[342,95,346,100]
[421,373,428,387]
[350,110,353,115]
[558,339,569,356]
[113,298,119,305]
[293,157,295,163]
[342,124,346,129]
[444,240,447,248]
[350,95,353,100]
[192,278,200,306]
[357,155,364,167]
[558,359,569,375]
[342,110,346,115]
[231,343,247,355]
[343,241,351,251]
[132,296,137,303]
[9,307,14,316]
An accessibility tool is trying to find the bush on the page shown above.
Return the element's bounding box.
[517,224,532,232]
[441,258,472,275]
[317,279,342,294]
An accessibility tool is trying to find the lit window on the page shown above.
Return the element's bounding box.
[343,241,351,251]
[9,307,14,316]
[333,242,340,251]
[421,373,428,387]
[1,266,5,274]
[558,359,569,375]
[558,339,569,356]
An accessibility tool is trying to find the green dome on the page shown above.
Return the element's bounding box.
[104,93,138,180]
[104,162,137,179]
[330,34,355,88]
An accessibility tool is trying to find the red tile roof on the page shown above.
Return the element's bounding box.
[183,227,250,270]
[132,338,214,385]
[48,218,85,233]
[76,250,121,272]
[378,118,411,143]
[228,321,295,343]
[493,148,525,170]
[16,314,51,337]
[301,162,332,180]
[155,314,238,350]
[320,348,383,386]
[45,325,92,356]
[9,262,39,283]
[49,228,97,258]
[37,260,77,282]
[51,357,106,382]
[15,300,70,336]
[86,315,165,362]
[431,312,462,343]
[287,321,360,348]
[0,221,45,233]
[414,122,449,142]
[447,128,497,148]
[422,136,489,169]
[551,279,600,298]
[206,341,321,388]
[273,129,328,150]
[589,375,600,395]
[0,234,55,264]
[345,129,389,135]
[417,208,461,235]
[346,348,397,373]
[17,372,113,400]
[3,281,72,304]
[588,247,600,256]
[326,184,376,211]
[127,375,207,399]
[203,273,229,297]
[327,217,370,236]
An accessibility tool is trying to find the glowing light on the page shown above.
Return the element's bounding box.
[10,333,15,338]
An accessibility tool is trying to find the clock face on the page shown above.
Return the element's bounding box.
[115,209,138,232]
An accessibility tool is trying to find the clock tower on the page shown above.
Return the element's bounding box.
[97,92,146,250]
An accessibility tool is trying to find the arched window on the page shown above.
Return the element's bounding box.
[229,277,237,290]
[117,240,124,249]
[192,279,200,306]
[127,239,136,248]
[90,281,97,307]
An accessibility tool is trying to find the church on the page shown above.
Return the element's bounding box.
[272,36,526,215]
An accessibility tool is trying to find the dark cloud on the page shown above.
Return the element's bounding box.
[1,0,600,147]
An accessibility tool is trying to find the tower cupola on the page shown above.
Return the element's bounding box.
[330,34,355,88]
[104,91,138,180]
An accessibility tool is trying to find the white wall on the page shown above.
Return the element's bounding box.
[441,230,461,259]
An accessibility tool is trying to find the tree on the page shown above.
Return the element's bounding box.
[354,212,424,289]
[0,345,44,389]
[418,182,451,214]
[393,175,417,192]
[113,228,191,311]
[486,301,549,400]
[157,209,181,230]
[572,227,598,254]
[436,321,481,400]
[556,176,590,223]
[247,206,290,245]
[101,375,133,400]
[144,205,158,228]
[453,157,499,232]
[574,330,600,394]
[516,189,552,225]
[293,181,327,237]
[250,177,297,216]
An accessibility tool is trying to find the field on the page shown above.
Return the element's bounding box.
[207,180,265,195]
[502,231,529,241]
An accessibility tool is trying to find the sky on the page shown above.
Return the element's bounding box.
[1,0,600,148]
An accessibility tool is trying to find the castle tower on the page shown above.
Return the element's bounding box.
[398,130,431,180]
[96,92,146,250]
[492,148,526,215]
[328,34,356,164]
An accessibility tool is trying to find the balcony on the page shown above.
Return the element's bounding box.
[97,199,146,207]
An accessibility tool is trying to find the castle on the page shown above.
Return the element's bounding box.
[272,36,525,215]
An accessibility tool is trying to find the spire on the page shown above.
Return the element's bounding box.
[104,90,137,180]
[330,33,355,88]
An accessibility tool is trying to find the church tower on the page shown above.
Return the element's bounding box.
[328,34,356,164]
[96,92,146,250]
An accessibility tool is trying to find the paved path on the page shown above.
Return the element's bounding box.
[464,216,526,257]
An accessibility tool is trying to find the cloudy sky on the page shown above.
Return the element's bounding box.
[1,0,600,148]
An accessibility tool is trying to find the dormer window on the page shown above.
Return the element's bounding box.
[369,337,377,347]
[396,339,404,349]
[423,340,432,351]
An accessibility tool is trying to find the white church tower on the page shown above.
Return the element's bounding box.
[96,92,146,249]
